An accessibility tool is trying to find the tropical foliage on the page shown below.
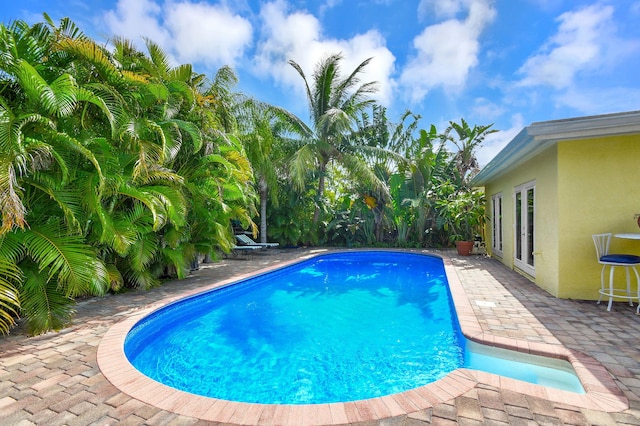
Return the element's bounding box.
[0,16,256,334]
[287,54,390,227]
[0,15,495,335]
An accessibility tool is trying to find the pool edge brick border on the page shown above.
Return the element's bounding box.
[96,249,629,425]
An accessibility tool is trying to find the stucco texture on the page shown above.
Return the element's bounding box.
[483,133,640,300]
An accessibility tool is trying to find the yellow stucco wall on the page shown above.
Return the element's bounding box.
[484,146,560,296]
[557,134,640,299]
[483,133,640,300]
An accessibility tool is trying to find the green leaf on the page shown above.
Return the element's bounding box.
[20,261,75,335]
[122,267,159,290]
[22,222,108,297]
[127,232,158,272]
[0,254,21,334]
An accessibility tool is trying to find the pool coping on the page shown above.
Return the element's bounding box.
[97,250,628,425]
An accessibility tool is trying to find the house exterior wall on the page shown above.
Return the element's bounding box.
[557,134,640,299]
[475,111,640,301]
[483,146,560,296]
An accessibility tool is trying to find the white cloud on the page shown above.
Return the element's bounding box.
[471,97,505,119]
[555,86,640,115]
[517,4,615,88]
[400,0,496,103]
[103,0,253,68]
[418,0,465,19]
[319,0,343,16]
[477,113,524,167]
[525,0,559,12]
[104,0,171,47]
[164,2,253,67]
[253,0,396,106]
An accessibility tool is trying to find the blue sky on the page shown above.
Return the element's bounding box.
[2,0,640,165]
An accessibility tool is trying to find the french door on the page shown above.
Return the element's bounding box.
[514,182,535,276]
[491,193,503,256]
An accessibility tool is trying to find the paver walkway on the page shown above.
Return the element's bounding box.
[1,248,639,425]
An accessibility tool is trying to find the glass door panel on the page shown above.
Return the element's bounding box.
[514,182,535,276]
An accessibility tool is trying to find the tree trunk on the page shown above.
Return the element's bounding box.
[313,162,327,224]
[259,176,268,243]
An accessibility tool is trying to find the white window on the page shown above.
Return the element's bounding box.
[514,181,535,276]
[491,193,503,256]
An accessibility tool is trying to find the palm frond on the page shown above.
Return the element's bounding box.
[44,14,88,41]
[168,64,194,83]
[22,222,108,297]
[143,38,172,77]
[287,59,314,117]
[116,183,165,231]
[19,261,75,335]
[0,274,20,334]
[161,244,189,280]
[162,118,202,154]
[336,57,374,95]
[127,232,158,272]
[51,131,104,188]
[166,80,195,108]
[312,54,342,123]
[23,175,83,232]
[104,262,124,292]
[122,267,159,290]
[289,144,317,191]
[14,59,77,117]
[81,174,137,256]
[0,19,50,72]
[223,148,254,184]
[144,185,187,228]
[121,70,149,84]
[0,235,22,334]
[56,37,123,85]
[75,86,117,136]
[135,164,184,186]
[95,207,138,256]
[340,152,390,200]
[145,82,169,102]
[83,83,128,137]
[0,159,26,234]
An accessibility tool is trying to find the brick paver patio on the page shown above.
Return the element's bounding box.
[1,248,639,425]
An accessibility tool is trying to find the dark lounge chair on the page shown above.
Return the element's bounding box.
[235,234,279,248]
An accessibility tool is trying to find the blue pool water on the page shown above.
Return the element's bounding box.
[124,251,584,404]
[464,340,584,393]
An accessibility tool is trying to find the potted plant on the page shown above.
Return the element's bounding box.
[440,188,486,256]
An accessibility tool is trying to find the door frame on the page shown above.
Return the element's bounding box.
[513,181,535,277]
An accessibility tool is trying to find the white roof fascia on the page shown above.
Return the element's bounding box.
[472,110,640,186]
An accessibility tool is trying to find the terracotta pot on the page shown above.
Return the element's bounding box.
[455,240,474,256]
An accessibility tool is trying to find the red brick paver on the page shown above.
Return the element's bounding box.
[2,248,640,425]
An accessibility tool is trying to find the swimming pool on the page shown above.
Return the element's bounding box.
[125,251,463,403]
[124,251,583,404]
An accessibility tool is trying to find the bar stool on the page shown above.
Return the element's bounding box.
[592,233,640,311]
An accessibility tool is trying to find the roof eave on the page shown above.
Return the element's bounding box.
[471,110,640,186]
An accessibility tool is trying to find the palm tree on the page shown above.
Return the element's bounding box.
[288,53,386,224]
[0,15,263,334]
[360,110,454,247]
[235,96,308,243]
[0,17,112,333]
[349,106,421,244]
[444,119,497,185]
[240,109,280,242]
[179,66,258,253]
[0,17,97,234]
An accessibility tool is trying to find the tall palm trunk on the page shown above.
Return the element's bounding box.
[288,55,378,228]
[259,176,268,243]
[313,162,327,224]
